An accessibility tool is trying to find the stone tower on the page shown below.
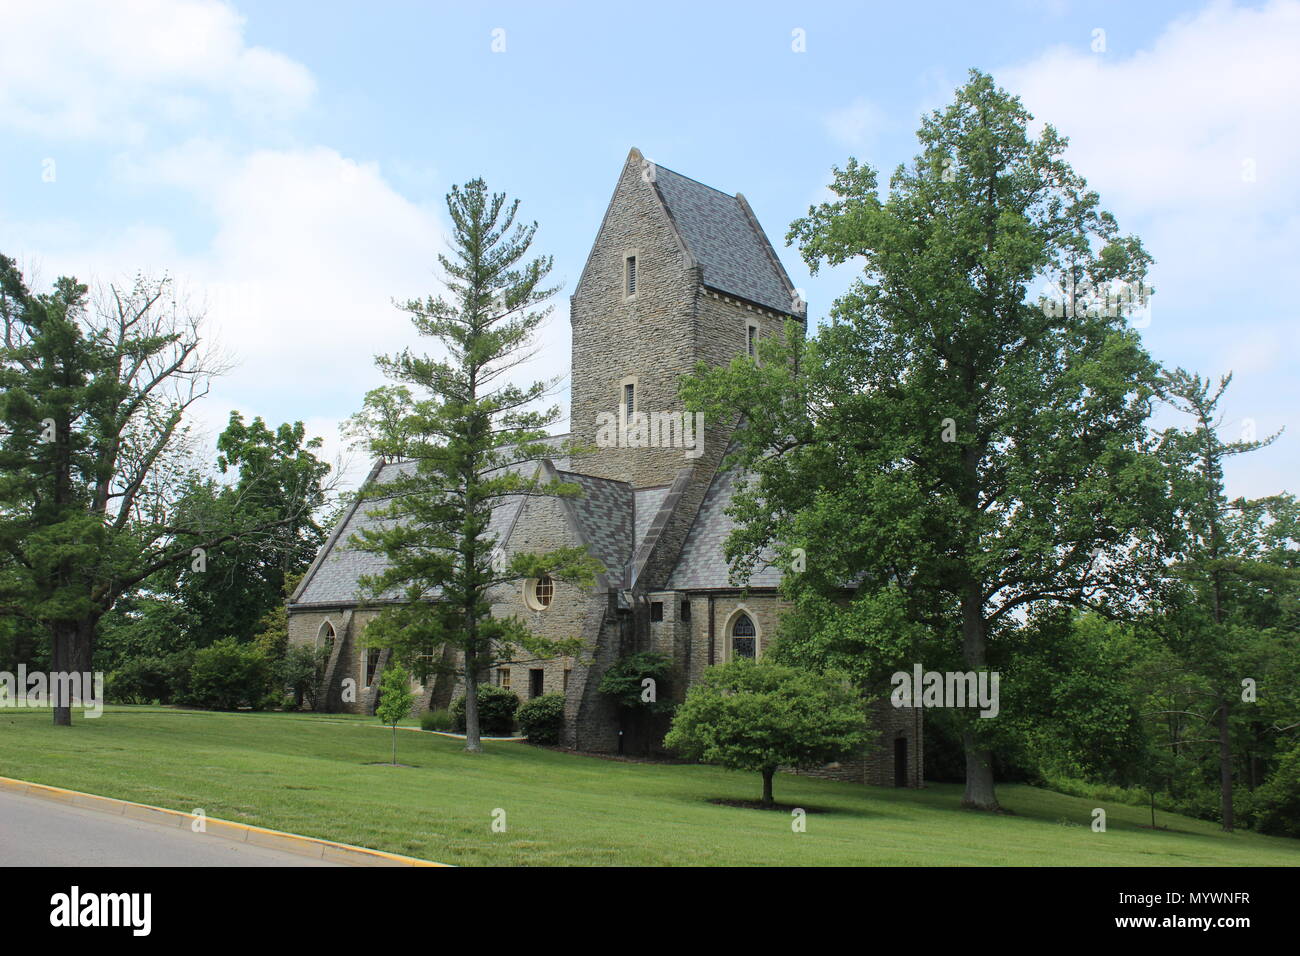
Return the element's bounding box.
[567,148,805,586]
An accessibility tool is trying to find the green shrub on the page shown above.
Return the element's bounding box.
[106,650,193,705]
[517,693,565,745]
[665,659,868,807]
[183,638,272,710]
[452,684,520,735]
[277,643,327,709]
[1255,742,1300,837]
[420,708,454,732]
[106,655,174,704]
[598,651,674,713]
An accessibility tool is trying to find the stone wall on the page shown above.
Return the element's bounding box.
[287,606,388,715]
[652,590,789,689]
[569,149,702,491]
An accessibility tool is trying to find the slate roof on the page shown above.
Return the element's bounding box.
[557,471,633,581]
[633,486,669,554]
[651,164,797,315]
[294,453,787,604]
[293,440,571,607]
[666,464,784,591]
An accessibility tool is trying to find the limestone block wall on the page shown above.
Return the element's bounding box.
[569,152,701,490]
[665,590,789,688]
[407,489,617,741]
[287,606,387,715]
[792,701,924,788]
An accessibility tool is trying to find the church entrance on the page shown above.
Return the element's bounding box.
[894,737,908,787]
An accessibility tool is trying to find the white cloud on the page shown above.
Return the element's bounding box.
[5,143,454,482]
[0,0,444,490]
[1000,0,1300,213]
[998,1,1300,500]
[0,0,314,141]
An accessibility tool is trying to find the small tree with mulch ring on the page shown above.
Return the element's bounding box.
[665,659,867,807]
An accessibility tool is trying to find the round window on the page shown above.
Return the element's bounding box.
[526,575,554,611]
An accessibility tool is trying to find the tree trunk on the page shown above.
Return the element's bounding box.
[761,767,775,807]
[391,725,398,765]
[50,623,75,727]
[463,661,482,754]
[1217,694,1234,832]
[961,733,999,809]
[960,581,999,810]
[49,616,98,726]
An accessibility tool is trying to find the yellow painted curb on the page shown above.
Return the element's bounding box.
[0,775,449,867]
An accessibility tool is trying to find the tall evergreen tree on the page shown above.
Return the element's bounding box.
[353,179,599,754]
[682,71,1172,809]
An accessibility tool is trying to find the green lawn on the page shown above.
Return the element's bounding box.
[3,706,1296,866]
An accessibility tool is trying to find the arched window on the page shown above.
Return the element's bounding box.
[731,613,756,660]
[318,621,336,654]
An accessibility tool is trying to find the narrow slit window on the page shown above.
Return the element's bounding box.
[624,382,635,420]
[747,325,758,358]
[626,255,638,296]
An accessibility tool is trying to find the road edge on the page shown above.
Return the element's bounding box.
[0,774,449,867]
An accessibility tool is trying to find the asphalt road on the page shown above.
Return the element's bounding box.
[0,789,339,866]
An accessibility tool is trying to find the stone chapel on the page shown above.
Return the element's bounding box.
[287,148,923,787]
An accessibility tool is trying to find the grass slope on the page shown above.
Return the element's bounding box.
[2,707,1295,866]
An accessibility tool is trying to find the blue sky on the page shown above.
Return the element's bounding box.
[2,0,1296,498]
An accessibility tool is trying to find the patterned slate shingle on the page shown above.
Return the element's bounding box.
[666,465,784,590]
[558,471,633,580]
[633,486,668,554]
[652,164,794,315]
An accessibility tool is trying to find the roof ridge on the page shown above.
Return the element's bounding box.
[556,469,633,487]
[651,162,738,199]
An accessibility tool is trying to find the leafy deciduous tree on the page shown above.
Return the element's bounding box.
[665,659,867,807]
[683,71,1171,809]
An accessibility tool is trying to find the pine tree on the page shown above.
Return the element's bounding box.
[353,180,599,754]
[1154,369,1291,831]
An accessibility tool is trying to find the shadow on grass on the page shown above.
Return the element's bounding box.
[707,798,833,813]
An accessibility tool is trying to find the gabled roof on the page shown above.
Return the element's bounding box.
[649,161,799,316]
[556,471,633,583]
[291,441,572,608]
[666,463,784,591]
